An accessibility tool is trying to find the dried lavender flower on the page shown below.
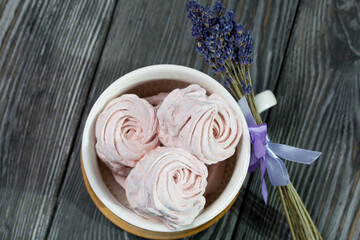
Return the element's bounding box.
[186,0,255,97]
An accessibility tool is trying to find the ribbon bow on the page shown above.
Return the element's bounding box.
[238,97,321,205]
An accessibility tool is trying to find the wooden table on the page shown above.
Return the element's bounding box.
[1,0,359,239]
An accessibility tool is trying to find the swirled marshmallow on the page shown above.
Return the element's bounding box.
[125,147,208,229]
[157,84,242,164]
[95,94,160,183]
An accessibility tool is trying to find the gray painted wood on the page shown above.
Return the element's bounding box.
[233,0,360,239]
[0,0,116,239]
[46,0,299,239]
[3,0,356,239]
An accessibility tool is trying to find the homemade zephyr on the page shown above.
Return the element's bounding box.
[95,84,242,229]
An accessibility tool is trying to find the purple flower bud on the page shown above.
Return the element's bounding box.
[186,0,254,70]
[213,1,225,16]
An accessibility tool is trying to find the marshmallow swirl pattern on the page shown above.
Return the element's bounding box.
[95,94,160,175]
[157,84,242,164]
[125,147,208,229]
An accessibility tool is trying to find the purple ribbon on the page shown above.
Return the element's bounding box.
[238,97,321,205]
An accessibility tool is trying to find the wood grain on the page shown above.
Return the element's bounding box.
[0,0,116,238]
[233,0,360,239]
[46,0,300,239]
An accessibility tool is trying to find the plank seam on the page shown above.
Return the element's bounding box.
[229,0,302,239]
[271,1,302,96]
[43,1,119,239]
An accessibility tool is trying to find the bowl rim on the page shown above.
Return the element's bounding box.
[81,64,250,232]
[80,154,240,239]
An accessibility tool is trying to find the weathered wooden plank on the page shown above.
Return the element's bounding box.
[47,0,300,239]
[0,0,116,239]
[233,0,360,239]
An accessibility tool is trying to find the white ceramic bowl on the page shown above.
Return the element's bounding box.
[81,64,250,233]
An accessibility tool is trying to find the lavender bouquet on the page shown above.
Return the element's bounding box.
[186,1,322,239]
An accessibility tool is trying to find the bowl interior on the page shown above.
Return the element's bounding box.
[100,79,236,209]
[81,65,250,232]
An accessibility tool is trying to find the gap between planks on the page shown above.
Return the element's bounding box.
[43,0,119,238]
[230,0,302,239]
